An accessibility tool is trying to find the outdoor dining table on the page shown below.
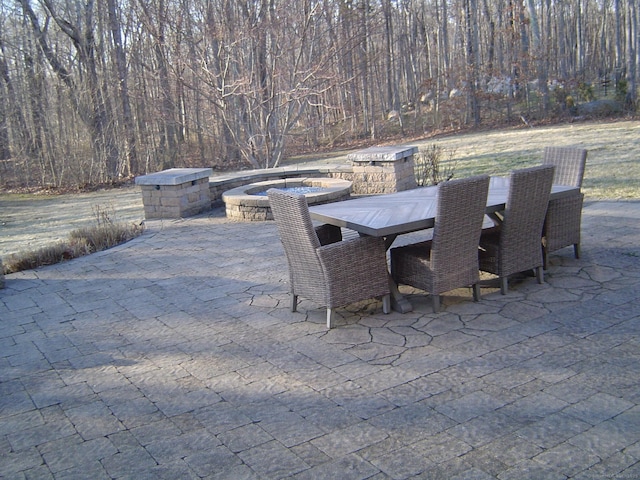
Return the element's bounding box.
[308,176,579,312]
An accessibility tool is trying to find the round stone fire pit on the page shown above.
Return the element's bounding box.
[223,177,352,221]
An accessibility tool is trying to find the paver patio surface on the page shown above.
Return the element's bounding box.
[1,200,639,479]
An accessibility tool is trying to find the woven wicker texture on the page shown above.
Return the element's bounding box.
[267,188,390,327]
[390,175,490,312]
[543,146,587,187]
[542,146,587,266]
[479,165,555,294]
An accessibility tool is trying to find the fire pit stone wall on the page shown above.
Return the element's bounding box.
[222,178,352,221]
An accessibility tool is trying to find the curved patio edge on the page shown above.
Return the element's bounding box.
[209,164,354,206]
[222,177,352,221]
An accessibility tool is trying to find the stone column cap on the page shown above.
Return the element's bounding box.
[135,168,213,186]
[348,145,418,163]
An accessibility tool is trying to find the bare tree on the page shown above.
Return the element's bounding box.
[464,0,481,125]
[0,29,29,163]
[526,0,549,113]
[625,0,638,108]
[136,0,179,170]
[0,16,13,164]
[107,0,137,176]
[1,0,637,191]
[19,0,120,180]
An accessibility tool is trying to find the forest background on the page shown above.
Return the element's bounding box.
[0,0,638,192]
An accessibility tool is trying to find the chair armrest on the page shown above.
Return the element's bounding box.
[317,235,386,262]
[316,236,390,296]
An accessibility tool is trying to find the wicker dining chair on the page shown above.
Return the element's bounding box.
[390,175,490,313]
[479,165,555,295]
[267,189,390,329]
[542,146,588,268]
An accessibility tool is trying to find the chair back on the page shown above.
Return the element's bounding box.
[543,146,587,187]
[267,189,324,295]
[430,175,490,277]
[500,165,555,272]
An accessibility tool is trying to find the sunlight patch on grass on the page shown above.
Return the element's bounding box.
[419,120,640,200]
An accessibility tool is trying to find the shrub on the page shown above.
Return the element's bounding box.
[2,205,144,274]
[3,240,92,273]
[69,223,141,252]
[414,144,457,186]
[577,82,596,102]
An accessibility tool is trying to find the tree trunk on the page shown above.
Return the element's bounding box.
[527,0,549,113]
[0,37,30,161]
[626,0,638,108]
[440,0,451,89]
[465,0,481,125]
[359,0,372,138]
[107,0,137,176]
[20,0,119,181]
[482,0,495,75]
[383,0,396,114]
[24,43,56,185]
[576,0,585,74]
[0,58,11,161]
[155,30,178,167]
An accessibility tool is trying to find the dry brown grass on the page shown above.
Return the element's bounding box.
[2,221,144,274]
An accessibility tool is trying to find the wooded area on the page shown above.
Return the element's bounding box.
[0,0,638,190]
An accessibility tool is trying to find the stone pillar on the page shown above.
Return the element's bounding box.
[135,168,213,219]
[348,145,418,195]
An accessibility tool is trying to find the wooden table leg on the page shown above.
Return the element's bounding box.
[355,232,414,313]
[384,234,413,313]
[389,274,413,313]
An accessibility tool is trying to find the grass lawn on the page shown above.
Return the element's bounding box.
[287,118,640,200]
[408,119,640,200]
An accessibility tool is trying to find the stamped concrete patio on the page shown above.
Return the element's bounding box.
[1,200,639,479]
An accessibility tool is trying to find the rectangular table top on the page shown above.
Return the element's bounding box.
[309,176,579,238]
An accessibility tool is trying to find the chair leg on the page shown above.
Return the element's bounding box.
[291,294,298,312]
[574,243,581,259]
[432,295,441,313]
[535,266,544,284]
[326,308,333,329]
[472,283,481,302]
[382,294,391,314]
[500,277,508,295]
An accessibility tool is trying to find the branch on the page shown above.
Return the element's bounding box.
[18,0,76,91]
